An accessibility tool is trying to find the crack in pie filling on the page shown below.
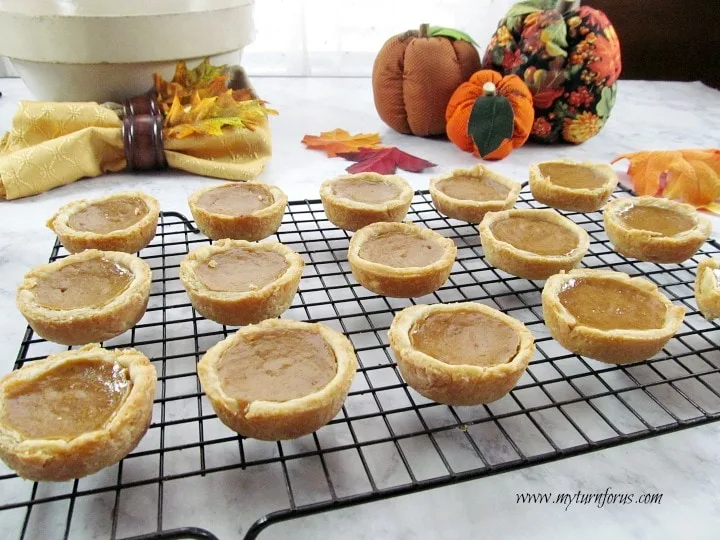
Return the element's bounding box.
[188,182,288,241]
[198,319,357,440]
[389,303,535,405]
[320,173,413,231]
[348,222,456,298]
[529,159,618,212]
[17,250,151,345]
[0,344,156,481]
[180,239,304,326]
[542,269,685,364]
[47,191,160,253]
[479,208,589,279]
[429,165,521,223]
[603,196,711,263]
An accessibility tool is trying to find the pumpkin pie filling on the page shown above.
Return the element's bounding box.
[2,360,130,440]
[558,277,666,331]
[436,175,510,202]
[618,205,695,237]
[410,311,520,367]
[491,217,579,256]
[196,184,274,216]
[217,329,337,402]
[539,163,606,190]
[331,177,401,204]
[33,258,133,310]
[67,197,149,234]
[359,232,446,268]
[194,248,290,293]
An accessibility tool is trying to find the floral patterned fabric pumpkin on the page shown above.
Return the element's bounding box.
[483,0,621,144]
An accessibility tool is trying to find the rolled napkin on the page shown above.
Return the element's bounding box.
[0,65,273,200]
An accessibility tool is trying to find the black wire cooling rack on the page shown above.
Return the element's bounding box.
[2,186,720,540]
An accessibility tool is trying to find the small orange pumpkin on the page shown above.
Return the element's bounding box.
[446,70,534,160]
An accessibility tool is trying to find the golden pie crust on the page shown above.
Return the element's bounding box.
[529,159,618,212]
[479,209,590,279]
[389,303,535,405]
[17,250,151,345]
[47,191,160,253]
[543,269,685,364]
[188,182,288,241]
[198,319,357,440]
[180,239,304,326]
[429,165,521,223]
[0,344,156,481]
[348,222,457,298]
[320,173,413,231]
[695,258,720,320]
[604,196,711,263]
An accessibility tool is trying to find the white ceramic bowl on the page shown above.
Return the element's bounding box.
[0,0,255,102]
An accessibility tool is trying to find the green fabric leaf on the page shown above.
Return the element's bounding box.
[596,84,618,119]
[541,21,569,57]
[468,95,514,158]
[506,0,551,19]
[428,26,477,45]
[505,0,556,28]
[566,64,583,77]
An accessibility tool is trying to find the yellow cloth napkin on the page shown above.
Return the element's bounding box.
[0,101,272,200]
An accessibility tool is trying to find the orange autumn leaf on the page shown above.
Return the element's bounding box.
[302,129,382,157]
[612,149,720,213]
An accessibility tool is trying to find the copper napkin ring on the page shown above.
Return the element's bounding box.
[122,94,167,172]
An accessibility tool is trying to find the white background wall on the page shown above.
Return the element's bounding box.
[0,0,518,78]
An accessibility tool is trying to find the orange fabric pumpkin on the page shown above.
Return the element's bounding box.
[446,70,534,160]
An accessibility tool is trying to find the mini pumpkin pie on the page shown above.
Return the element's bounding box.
[429,165,521,223]
[198,319,357,440]
[320,172,413,231]
[695,258,720,320]
[180,239,304,326]
[603,196,712,263]
[389,303,535,405]
[0,344,156,481]
[17,250,151,345]
[543,269,685,364]
[47,191,160,253]
[479,209,590,279]
[529,159,618,212]
[348,222,457,298]
[188,182,288,241]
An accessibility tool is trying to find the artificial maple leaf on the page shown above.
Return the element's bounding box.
[613,149,720,213]
[154,59,278,139]
[336,147,436,175]
[301,129,382,157]
[165,100,276,139]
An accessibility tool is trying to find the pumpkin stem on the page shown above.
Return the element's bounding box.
[482,82,497,97]
[419,23,430,38]
[555,0,580,13]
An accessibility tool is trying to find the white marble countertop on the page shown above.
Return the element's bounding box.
[1,76,719,539]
